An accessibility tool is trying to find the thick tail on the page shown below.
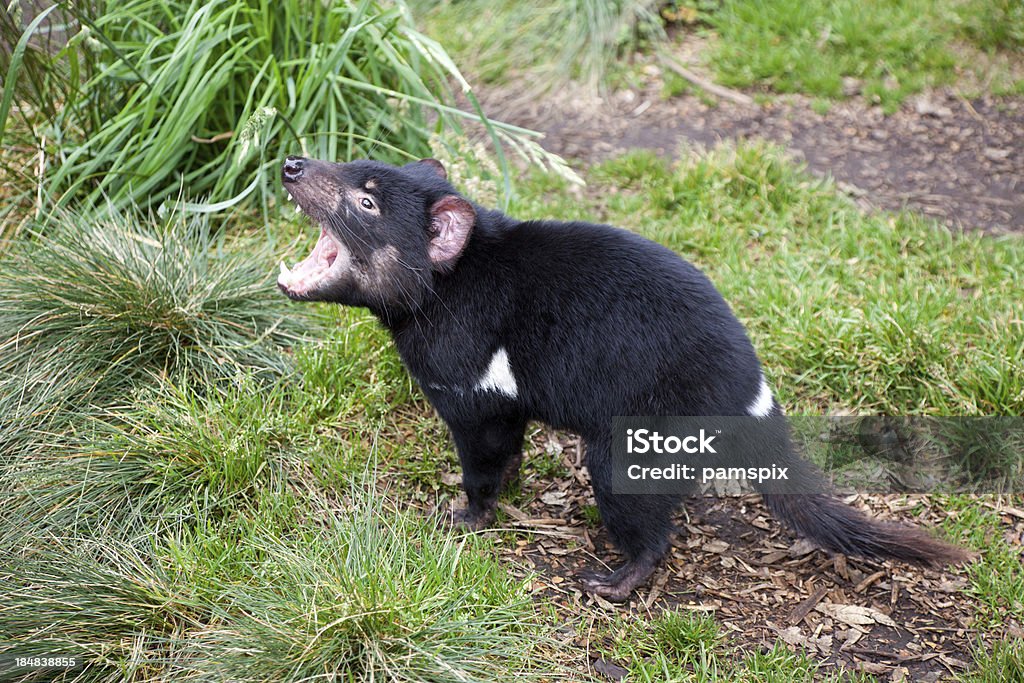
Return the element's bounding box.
[762,492,971,568]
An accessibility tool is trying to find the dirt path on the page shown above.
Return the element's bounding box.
[481,79,1023,233]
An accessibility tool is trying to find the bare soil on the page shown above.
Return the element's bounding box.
[479,76,1023,233]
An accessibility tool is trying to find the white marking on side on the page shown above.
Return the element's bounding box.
[747,376,774,418]
[475,347,518,399]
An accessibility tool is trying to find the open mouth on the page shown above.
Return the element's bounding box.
[277,226,346,297]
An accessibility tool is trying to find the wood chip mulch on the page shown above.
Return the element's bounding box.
[443,427,1023,682]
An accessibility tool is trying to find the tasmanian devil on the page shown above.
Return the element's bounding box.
[277,155,968,601]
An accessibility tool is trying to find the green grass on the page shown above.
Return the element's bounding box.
[615,611,729,681]
[956,0,1024,51]
[706,0,957,112]
[612,611,875,681]
[960,638,1024,682]
[705,0,1024,112]
[939,496,1024,626]
[2,143,1023,680]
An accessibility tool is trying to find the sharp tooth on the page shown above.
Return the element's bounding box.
[287,192,293,201]
[296,205,302,214]
[279,261,290,277]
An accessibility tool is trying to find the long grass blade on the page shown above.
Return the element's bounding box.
[0,4,59,145]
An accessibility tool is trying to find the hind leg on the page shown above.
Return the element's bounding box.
[447,413,526,530]
[500,450,523,490]
[580,437,677,601]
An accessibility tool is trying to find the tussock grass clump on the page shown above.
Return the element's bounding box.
[1,486,545,682]
[0,0,570,219]
[0,540,211,672]
[0,205,309,462]
[412,0,665,90]
[0,207,304,381]
[1,378,301,543]
[180,504,541,682]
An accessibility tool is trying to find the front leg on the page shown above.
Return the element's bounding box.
[448,413,526,530]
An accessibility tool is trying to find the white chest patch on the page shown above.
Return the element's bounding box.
[475,347,519,399]
[747,375,774,418]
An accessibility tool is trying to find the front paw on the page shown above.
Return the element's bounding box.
[451,505,495,531]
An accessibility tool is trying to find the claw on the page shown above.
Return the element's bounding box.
[279,261,290,277]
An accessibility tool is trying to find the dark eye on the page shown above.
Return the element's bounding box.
[360,197,375,210]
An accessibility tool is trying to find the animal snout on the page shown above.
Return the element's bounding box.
[282,156,305,183]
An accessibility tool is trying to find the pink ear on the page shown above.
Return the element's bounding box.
[428,196,475,269]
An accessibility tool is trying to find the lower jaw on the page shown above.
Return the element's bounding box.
[277,263,331,297]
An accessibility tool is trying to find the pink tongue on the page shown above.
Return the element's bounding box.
[298,228,341,271]
[291,229,331,277]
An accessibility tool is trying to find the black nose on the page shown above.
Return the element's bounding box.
[283,156,304,183]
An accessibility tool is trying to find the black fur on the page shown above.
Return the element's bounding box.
[278,156,968,601]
